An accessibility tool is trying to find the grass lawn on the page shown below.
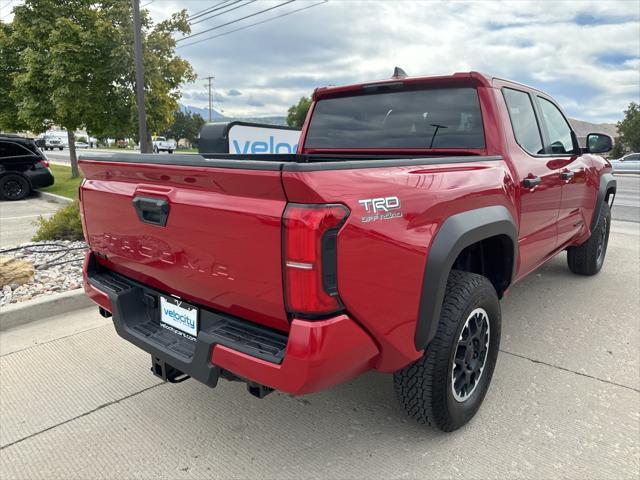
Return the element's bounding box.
[40,164,83,200]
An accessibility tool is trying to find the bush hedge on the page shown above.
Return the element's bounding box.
[32,201,85,242]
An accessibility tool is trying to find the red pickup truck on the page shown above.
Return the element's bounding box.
[80,71,616,431]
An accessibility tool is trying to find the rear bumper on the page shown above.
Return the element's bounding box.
[25,168,54,189]
[83,252,379,395]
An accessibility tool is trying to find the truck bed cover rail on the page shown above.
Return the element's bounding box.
[79,153,503,172]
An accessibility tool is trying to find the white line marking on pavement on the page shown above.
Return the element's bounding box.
[1,214,54,220]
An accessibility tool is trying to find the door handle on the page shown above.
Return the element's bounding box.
[561,171,575,181]
[133,196,170,227]
[522,176,541,188]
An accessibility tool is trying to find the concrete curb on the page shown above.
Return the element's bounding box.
[34,190,73,205]
[0,289,92,331]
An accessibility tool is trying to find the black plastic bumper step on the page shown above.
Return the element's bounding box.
[87,262,288,371]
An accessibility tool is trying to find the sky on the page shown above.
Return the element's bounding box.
[2,0,639,123]
[151,0,640,123]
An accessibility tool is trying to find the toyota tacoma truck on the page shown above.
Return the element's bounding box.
[79,71,616,431]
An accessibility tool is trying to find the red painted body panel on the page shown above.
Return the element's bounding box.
[80,71,611,394]
[281,160,516,371]
[80,160,290,332]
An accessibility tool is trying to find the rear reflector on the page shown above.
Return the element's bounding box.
[283,203,349,316]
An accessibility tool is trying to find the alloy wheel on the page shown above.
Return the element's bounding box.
[3,179,25,200]
[451,307,490,402]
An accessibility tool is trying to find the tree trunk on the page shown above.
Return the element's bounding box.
[67,129,79,178]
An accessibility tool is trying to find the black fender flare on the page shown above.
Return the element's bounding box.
[591,173,616,231]
[415,205,518,350]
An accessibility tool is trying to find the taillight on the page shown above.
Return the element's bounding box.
[283,203,349,317]
[38,160,49,168]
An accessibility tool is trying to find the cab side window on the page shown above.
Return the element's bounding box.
[0,141,33,158]
[502,88,544,155]
[537,97,576,155]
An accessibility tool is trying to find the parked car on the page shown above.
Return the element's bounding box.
[152,136,176,154]
[79,71,615,432]
[0,134,54,200]
[610,152,640,174]
[43,136,64,150]
[75,141,90,149]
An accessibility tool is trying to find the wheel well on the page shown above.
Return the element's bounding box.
[451,235,514,297]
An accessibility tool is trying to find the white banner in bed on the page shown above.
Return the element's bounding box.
[228,124,301,155]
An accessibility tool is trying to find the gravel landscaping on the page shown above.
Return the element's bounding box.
[0,241,86,306]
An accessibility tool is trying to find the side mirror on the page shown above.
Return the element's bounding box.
[586,133,613,154]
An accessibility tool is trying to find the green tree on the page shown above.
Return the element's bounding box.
[162,110,205,146]
[617,102,640,153]
[609,139,624,159]
[0,22,29,132]
[2,0,195,177]
[287,96,311,128]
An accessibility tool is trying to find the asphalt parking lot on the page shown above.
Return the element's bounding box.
[0,195,61,248]
[613,174,640,223]
[0,220,638,479]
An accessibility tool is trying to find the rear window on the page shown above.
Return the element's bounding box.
[305,87,485,149]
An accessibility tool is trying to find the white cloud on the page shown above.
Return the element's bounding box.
[148,0,640,122]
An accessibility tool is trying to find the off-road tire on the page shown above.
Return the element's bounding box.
[567,203,611,275]
[0,174,30,201]
[394,270,501,432]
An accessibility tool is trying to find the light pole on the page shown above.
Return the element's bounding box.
[204,75,215,122]
[132,0,150,153]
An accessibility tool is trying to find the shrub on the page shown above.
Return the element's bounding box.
[32,201,85,241]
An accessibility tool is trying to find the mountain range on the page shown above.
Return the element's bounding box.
[180,104,288,126]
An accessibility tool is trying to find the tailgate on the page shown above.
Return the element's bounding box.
[79,156,289,332]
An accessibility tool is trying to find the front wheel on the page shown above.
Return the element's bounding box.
[567,202,611,275]
[0,174,30,201]
[394,270,501,432]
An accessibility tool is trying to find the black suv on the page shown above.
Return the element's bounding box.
[0,134,54,200]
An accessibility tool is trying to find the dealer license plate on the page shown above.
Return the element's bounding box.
[160,295,198,338]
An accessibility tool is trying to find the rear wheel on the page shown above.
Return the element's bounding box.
[394,270,501,432]
[0,174,30,201]
[567,203,611,275]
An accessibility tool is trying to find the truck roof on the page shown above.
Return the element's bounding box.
[312,71,545,100]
